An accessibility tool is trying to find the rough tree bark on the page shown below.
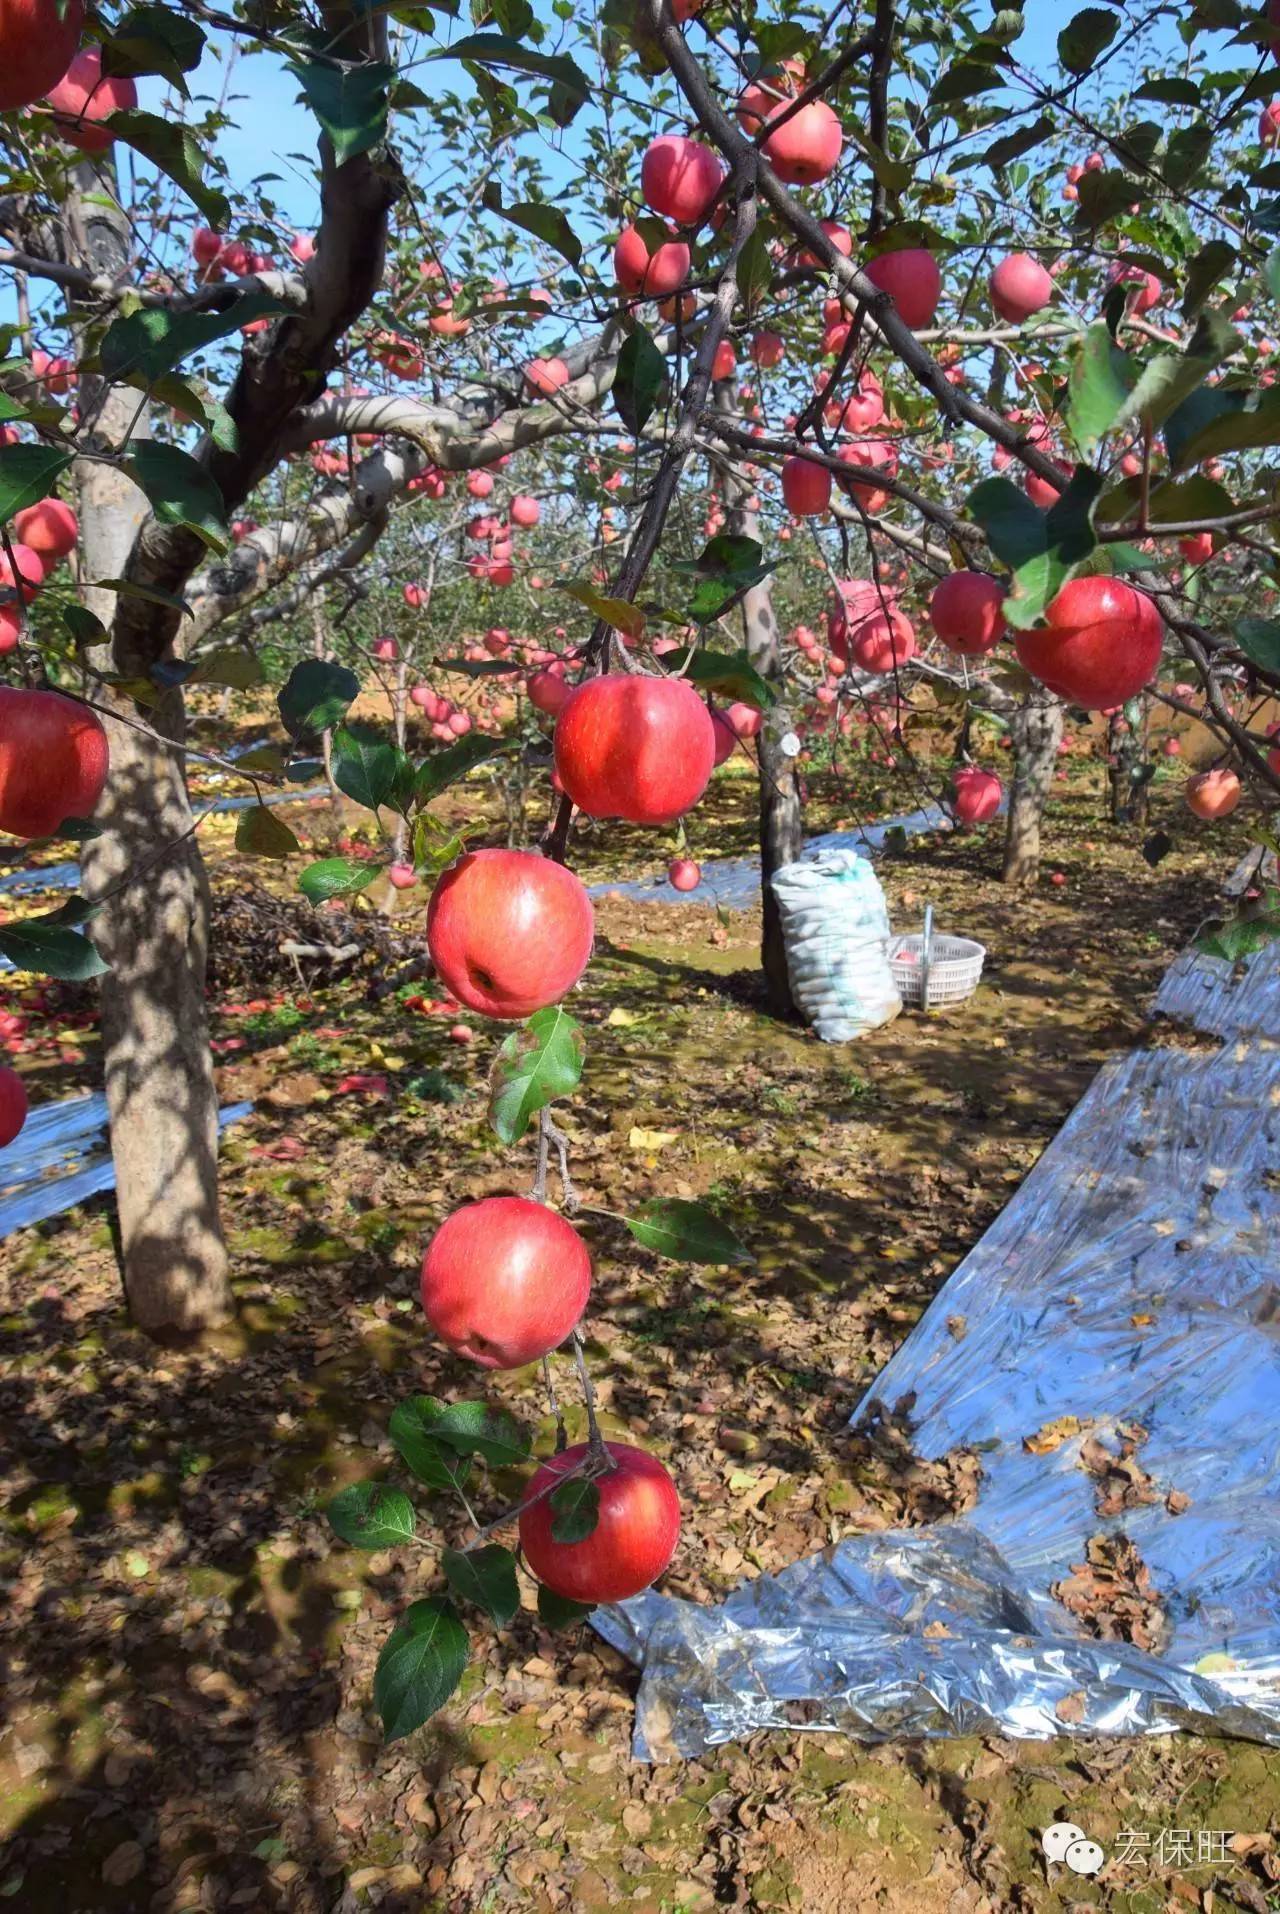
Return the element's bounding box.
[63,165,234,1335]
[1002,693,1063,886]
[716,387,801,1016]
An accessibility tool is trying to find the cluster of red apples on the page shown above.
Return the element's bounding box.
[414,672,719,1603]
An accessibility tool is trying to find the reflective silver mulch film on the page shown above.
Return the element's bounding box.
[595,1035,1280,1759]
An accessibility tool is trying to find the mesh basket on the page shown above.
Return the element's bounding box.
[889,930,985,1009]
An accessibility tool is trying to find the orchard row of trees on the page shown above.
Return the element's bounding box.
[4,0,1280,1730]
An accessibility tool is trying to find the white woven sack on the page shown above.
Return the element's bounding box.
[770,850,901,1042]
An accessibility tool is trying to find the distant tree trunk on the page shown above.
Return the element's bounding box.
[1108,697,1151,826]
[310,600,342,818]
[1002,695,1063,886]
[717,386,800,1016]
[70,167,232,1335]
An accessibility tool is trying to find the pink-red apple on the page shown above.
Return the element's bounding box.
[518,1441,680,1602]
[0,0,83,111]
[1015,577,1163,709]
[426,847,594,1019]
[420,1196,591,1368]
[929,571,1006,656]
[0,688,108,837]
[554,674,716,824]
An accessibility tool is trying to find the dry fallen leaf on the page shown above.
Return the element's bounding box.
[101,1841,145,1887]
[628,1126,677,1151]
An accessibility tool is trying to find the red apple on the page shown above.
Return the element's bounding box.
[989,252,1054,323]
[724,700,762,740]
[750,329,784,368]
[1015,577,1164,709]
[0,543,45,603]
[712,340,736,381]
[951,766,1003,825]
[929,571,1006,656]
[781,453,832,516]
[0,1065,27,1148]
[372,636,398,661]
[0,687,108,837]
[47,47,136,153]
[760,99,843,185]
[510,494,540,528]
[0,0,83,110]
[614,222,691,299]
[420,1195,591,1368]
[13,498,77,562]
[1185,768,1241,819]
[862,249,942,329]
[709,706,737,765]
[554,674,717,824]
[668,857,702,891]
[527,668,572,716]
[525,357,571,398]
[426,847,594,1019]
[387,863,416,889]
[518,1440,680,1602]
[640,135,725,226]
[0,607,20,654]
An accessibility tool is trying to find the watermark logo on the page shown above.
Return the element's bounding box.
[1042,1823,1105,1876]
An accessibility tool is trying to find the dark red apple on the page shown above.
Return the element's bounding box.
[518,1440,680,1602]
[0,688,108,837]
[420,1196,591,1368]
[0,1065,27,1148]
[1015,577,1163,709]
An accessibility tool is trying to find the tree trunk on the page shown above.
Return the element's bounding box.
[716,388,802,1016]
[1002,695,1062,886]
[68,167,232,1335]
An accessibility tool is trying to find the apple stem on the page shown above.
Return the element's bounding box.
[573,1329,610,1467]
[534,1106,579,1212]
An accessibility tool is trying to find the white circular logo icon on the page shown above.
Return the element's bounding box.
[1064,1838,1105,1877]
[1041,1822,1087,1865]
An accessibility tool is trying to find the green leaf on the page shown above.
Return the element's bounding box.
[433,656,522,678]
[100,296,288,387]
[331,723,399,812]
[289,55,394,166]
[191,646,265,691]
[976,114,1056,173]
[327,1481,416,1549]
[1066,322,1136,454]
[549,1475,599,1543]
[0,445,74,527]
[101,5,206,92]
[929,60,1004,108]
[1113,309,1242,437]
[623,1196,753,1265]
[489,1007,585,1146]
[373,1597,469,1742]
[150,376,238,453]
[53,817,104,842]
[1164,384,1248,471]
[1058,7,1119,72]
[89,576,193,616]
[126,442,227,551]
[441,1545,520,1626]
[1234,616,1280,673]
[235,744,287,775]
[481,182,581,269]
[659,646,775,708]
[1182,241,1237,318]
[841,122,913,195]
[560,579,645,639]
[108,110,228,224]
[1075,169,1139,229]
[0,393,28,424]
[1171,383,1280,468]
[965,469,1102,629]
[1196,912,1280,961]
[536,1583,595,1627]
[278,657,360,739]
[298,857,376,904]
[735,226,774,318]
[1133,75,1201,107]
[613,324,667,437]
[414,732,514,805]
[425,35,590,127]
[235,806,301,858]
[1162,122,1214,191]
[672,533,777,624]
[404,1398,531,1466]
[0,916,107,981]
[388,1397,475,1492]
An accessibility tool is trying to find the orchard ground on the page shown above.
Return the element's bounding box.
[1,738,1278,1914]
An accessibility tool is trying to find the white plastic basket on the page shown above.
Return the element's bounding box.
[890,917,985,1010]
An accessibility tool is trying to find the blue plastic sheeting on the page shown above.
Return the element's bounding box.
[0,787,330,898]
[588,801,964,911]
[0,1092,252,1238]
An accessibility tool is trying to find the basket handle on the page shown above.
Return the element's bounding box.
[920,904,934,1010]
